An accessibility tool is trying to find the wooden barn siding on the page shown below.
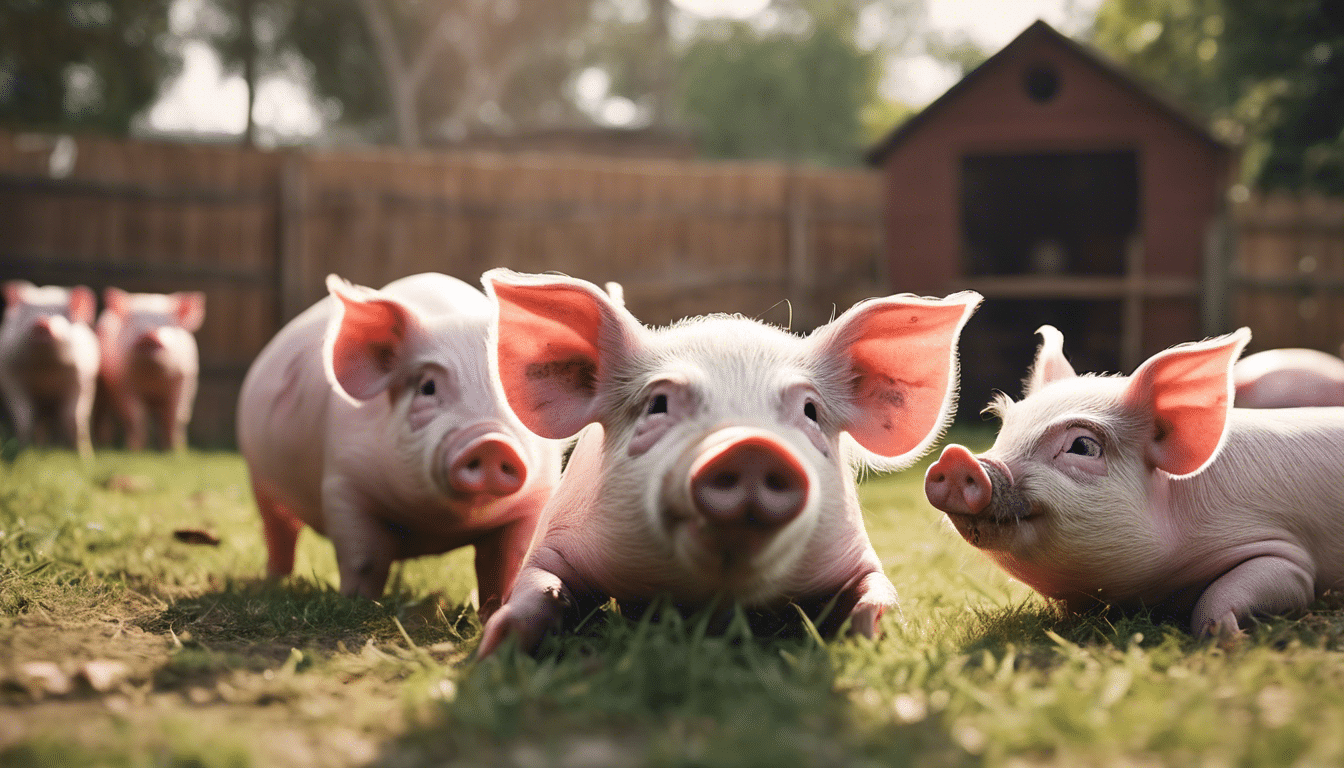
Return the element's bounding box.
[1229,193,1344,354]
[0,132,883,448]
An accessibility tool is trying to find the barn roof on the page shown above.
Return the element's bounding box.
[865,20,1230,166]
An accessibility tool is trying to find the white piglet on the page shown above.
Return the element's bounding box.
[477,269,981,656]
[925,325,1344,636]
[237,273,562,615]
[0,281,100,459]
[96,288,205,451]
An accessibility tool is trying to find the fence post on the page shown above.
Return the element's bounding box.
[1202,208,1233,337]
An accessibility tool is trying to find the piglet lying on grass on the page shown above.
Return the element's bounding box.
[237,273,562,616]
[477,269,981,656]
[1233,347,1344,408]
[925,325,1344,636]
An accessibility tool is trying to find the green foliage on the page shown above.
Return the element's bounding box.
[1090,0,1344,194]
[675,6,878,166]
[0,0,173,133]
[4,438,1344,766]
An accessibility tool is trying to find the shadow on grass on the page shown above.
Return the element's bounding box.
[136,577,477,662]
[377,599,973,768]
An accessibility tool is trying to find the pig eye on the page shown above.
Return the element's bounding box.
[1066,436,1102,458]
[647,393,668,415]
[420,378,436,397]
[803,401,818,422]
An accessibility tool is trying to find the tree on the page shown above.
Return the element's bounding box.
[1090,0,1344,194]
[0,0,174,134]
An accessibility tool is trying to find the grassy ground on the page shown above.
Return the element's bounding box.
[3,427,1344,767]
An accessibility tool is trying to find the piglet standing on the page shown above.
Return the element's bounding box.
[96,288,205,451]
[477,269,981,656]
[0,281,99,459]
[925,325,1344,636]
[237,273,561,616]
[1233,347,1344,408]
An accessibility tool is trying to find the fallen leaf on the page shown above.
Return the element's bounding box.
[173,528,221,546]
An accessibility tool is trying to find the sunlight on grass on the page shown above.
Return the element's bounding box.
[4,437,1344,767]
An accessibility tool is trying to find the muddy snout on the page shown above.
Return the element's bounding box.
[448,433,528,498]
[690,432,810,533]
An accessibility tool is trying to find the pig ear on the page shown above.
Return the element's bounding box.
[483,269,641,440]
[68,286,96,325]
[4,280,33,307]
[812,290,982,466]
[172,291,206,332]
[1124,327,1251,477]
[1024,325,1076,395]
[323,274,420,405]
[103,287,130,317]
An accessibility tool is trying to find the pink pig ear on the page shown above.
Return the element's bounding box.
[323,274,420,405]
[813,290,982,465]
[68,286,96,325]
[172,291,206,332]
[1024,325,1076,395]
[4,280,33,307]
[103,287,130,317]
[483,269,640,440]
[1124,327,1251,477]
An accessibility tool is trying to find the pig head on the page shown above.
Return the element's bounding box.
[96,288,205,451]
[237,273,562,615]
[477,269,981,655]
[0,281,99,459]
[927,325,1344,636]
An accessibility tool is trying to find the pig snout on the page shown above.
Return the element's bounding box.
[690,433,809,530]
[133,330,166,352]
[448,433,528,498]
[924,444,993,516]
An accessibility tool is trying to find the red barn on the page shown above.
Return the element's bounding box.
[866,20,1233,414]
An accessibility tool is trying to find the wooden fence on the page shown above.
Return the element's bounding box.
[0,131,884,447]
[1228,193,1344,354]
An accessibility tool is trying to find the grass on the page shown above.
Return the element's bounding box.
[3,426,1344,766]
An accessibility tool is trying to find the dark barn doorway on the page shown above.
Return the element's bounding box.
[956,151,1139,415]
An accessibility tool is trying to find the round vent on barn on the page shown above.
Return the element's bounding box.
[1024,63,1061,102]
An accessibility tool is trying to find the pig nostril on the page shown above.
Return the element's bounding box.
[711,472,738,489]
[501,462,517,478]
[764,472,790,492]
[467,458,482,470]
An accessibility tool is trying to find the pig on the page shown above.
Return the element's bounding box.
[96,288,206,451]
[0,281,100,459]
[236,273,562,616]
[924,324,1344,637]
[476,269,981,656]
[1233,347,1344,408]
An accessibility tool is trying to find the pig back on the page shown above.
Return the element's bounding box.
[1174,407,1344,593]
[237,297,337,522]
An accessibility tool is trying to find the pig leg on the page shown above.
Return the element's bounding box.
[472,513,544,625]
[323,484,399,599]
[60,387,94,461]
[839,570,900,639]
[160,378,194,452]
[110,388,149,451]
[255,488,305,578]
[0,372,35,444]
[1190,555,1315,636]
[476,565,572,658]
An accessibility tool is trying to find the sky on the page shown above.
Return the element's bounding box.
[141,0,1107,143]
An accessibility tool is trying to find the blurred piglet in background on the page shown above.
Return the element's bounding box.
[925,325,1344,637]
[96,288,205,451]
[237,273,561,617]
[1233,347,1344,408]
[477,269,981,656]
[0,281,99,459]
